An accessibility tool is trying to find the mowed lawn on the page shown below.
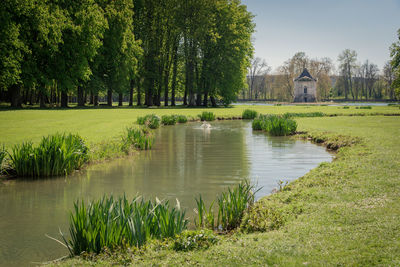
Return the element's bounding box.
[1,105,399,148]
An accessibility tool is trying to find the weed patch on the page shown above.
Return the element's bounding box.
[242,109,258,119]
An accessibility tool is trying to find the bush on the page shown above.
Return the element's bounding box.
[122,126,154,152]
[253,115,297,136]
[161,115,177,125]
[176,115,188,123]
[0,146,6,172]
[173,230,218,251]
[9,133,89,178]
[343,106,350,109]
[137,114,161,129]
[198,111,216,121]
[242,109,258,120]
[283,112,325,118]
[356,106,372,109]
[63,195,188,255]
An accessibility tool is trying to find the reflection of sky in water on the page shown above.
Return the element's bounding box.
[0,120,332,266]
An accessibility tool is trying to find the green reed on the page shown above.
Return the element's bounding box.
[0,145,6,172]
[176,115,188,123]
[253,114,297,136]
[198,111,216,121]
[137,114,161,129]
[62,195,188,255]
[122,126,154,152]
[161,115,178,125]
[9,133,88,178]
[283,112,325,118]
[195,180,258,232]
[242,109,258,119]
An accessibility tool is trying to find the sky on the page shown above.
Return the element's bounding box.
[241,0,400,73]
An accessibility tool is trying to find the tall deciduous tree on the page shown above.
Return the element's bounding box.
[338,49,357,100]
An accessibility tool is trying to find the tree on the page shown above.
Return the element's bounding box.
[338,49,357,100]
[247,57,270,99]
[390,29,400,100]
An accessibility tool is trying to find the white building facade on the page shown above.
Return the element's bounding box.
[293,68,317,102]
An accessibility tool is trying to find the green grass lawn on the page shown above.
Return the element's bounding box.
[1,107,400,266]
[1,105,399,148]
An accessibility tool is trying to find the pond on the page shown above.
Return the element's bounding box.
[0,120,333,266]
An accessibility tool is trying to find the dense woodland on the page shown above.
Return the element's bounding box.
[0,0,254,107]
[244,48,400,102]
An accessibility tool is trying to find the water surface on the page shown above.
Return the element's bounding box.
[0,121,332,266]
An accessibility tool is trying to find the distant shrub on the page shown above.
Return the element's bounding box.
[10,133,89,178]
[343,106,350,109]
[274,103,282,106]
[198,111,216,121]
[253,115,297,136]
[283,112,325,118]
[176,115,188,123]
[137,114,160,129]
[242,109,258,119]
[173,230,218,251]
[122,126,154,152]
[161,115,177,125]
[356,106,372,109]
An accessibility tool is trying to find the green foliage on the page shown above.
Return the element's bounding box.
[356,106,372,109]
[122,126,154,152]
[137,114,161,129]
[176,115,188,123]
[195,180,258,232]
[283,112,325,117]
[0,145,7,172]
[343,106,350,109]
[242,109,258,119]
[161,115,178,125]
[63,195,188,255]
[173,230,218,252]
[253,115,297,136]
[9,133,88,178]
[198,112,216,121]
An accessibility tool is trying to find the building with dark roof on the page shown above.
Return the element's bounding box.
[293,68,317,102]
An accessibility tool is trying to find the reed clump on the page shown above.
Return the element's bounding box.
[63,195,188,255]
[122,126,154,152]
[198,111,216,121]
[161,115,178,125]
[242,109,258,120]
[176,115,188,123]
[9,133,88,178]
[0,146,6,172]
[356,106,372,109]
[283,112,325,118]
[252,114,297,136]
[137,114,161,129]
[195,180,258,231]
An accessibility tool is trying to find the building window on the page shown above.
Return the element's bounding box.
[304,87,307,94]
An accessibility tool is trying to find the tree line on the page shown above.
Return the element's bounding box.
[244,36,400,102]
[0,0,254,108]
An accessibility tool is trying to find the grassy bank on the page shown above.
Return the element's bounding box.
[48,116,400,266]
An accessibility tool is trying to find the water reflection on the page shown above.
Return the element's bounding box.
[0,120,332,266]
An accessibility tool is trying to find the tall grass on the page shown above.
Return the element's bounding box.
[283,112,325,118]
[0,145,6,172]
[252,114,297,136]
[137,114,161,129]
[242,109,258,119]
[63,195,188,255]
[161,115,178,125]
[198,111,216,121]
[9,133,88,178]
[195,180,258,231]
[176,115,188,123]
[122,126,154,152]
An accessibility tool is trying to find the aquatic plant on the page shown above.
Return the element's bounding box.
[356,106,372,109]
[253,115,297,136]
[63,195,188,255]
[9,133,88,178]
[137,114,161,129]
[195,180,259,232]
[198,111,216,121]
[176,115,188,123]
[242,109,258,119]
[343,106,350,109]
[0,145,6,172]
[161,115,178,125]
[122,126,154,152]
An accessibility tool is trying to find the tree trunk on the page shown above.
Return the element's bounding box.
[203,92,208,107]
[61,91,68,108]
[210,96,217,107]
[89,91,94,105]
[129,79,134,106]
[171,41,178,106]
[118,92,123,106]
[137,78,141,106]
[77,86,84,106]
[107,89,112,106]
[10,84,22,108]
[39,90,46,108]
[94,94,99,106]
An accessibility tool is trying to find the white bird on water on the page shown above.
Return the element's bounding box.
[201,121,211,129]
